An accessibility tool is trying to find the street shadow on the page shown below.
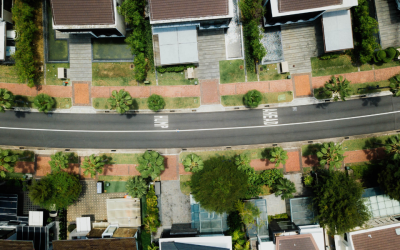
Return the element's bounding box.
[14,111,31,118]
[361,97,381,107]
[315,102,331,109]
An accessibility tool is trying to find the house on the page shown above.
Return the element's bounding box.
[0,0,13,61]
[263,0,358,52]
[50,0,126,38]
[334,187,400,250]
[159,236,232,250]
[148,0,234,66]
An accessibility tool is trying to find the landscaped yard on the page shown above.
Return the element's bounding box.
[259,64,290,81]
[314,80,391,99]
[180,148,270,163]
[46,0,68,62]
[103,181,127,193]
[247,70,258,82]
[180,175,191,195]
[92,37,133,61]
[15,95,72,109]
[103,153,141,164]
[0,65,19,83]
[93,97,200,110]
[92,63,156,86]
[45,63,70,85]
[220,59,245,84]
[157,71,198,85]
[221,91,293,107]
[347,162,380,188]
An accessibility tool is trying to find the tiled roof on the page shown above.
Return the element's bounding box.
[352,226,400,250]
[276,234,318,250]
[278,0,342,13]
[149,0,229,21]
[50,0,115,26]
[53,238,136,250]
[0,240,34,250]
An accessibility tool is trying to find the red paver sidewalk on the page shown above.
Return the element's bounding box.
[35,156,52,177]
[0,83,72,97]
[220,79,292,96]
[91,85,201,98]
[73,82,91,106]
[200,79,220,104]
[160,155,179,181]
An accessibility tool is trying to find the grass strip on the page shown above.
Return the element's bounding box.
[93,97,200,110]
[15,95,72,109]
[220,60,245,84]
[221,91,293,107]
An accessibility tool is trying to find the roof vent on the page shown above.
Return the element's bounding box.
[396,228,400,235]
[368,235,372,238]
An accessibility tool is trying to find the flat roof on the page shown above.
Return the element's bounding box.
[0,240,34,250]
[322,10,354,52]
[149,0,229,21]
[106,198,141,227]
[53,238,137,250]
[153,26,199,66]
[50,0,115,26]
[275,234,318,250]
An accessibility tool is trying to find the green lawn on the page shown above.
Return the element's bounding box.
[93,97,200,110]
[92,63,156,86]
[15,95,71,109]
[259,64,290,81]
[0,65,19,83]
[45,63,70,85]
[180,148,270,163]
[158,71,198,85]
[371,60,400,70]
[247,71,258,82]
[104,181,127,193]
[180,175,191,195]
[92,37,133,60]
[220,59,245,84]
[46,0,68,61]
[311,55,359,77]
[342,135,389,151]
[103,153,141,164]
[314,80,391,99]
[221,91,293,107]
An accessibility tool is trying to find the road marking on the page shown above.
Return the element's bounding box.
[0,110,399,133]
[263,109,278,126]
[154,116,168,128]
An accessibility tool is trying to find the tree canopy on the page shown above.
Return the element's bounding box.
[191,156,248,213]
[0,149,18,177]
[182,153,204,173]
[81,154,109,178]
[243,90,262,108]
[313,170,370,235]
[49,152,69,172]
[107,89,133,114]
[34,94,55,113]
[316,142,346,170]
[126,176,148,198]
[0,89,15,112]
[147,94,165,112]
[268,147,288,167]
[378,161,400,201]
[137,151,165,179]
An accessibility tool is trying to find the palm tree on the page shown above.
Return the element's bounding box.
[0,149,18,177]
[322,75,351,101]
[234,153,250,171]
[243,90,262,108]
[182,153,204,173]
[107,89,133,114]
[235,241,250,250]
[28,179,53,207]
[147,94,165,112]
[81,154,109,178]
[148,244,159,250]
[274,178,296,200]
[0,88,15,112]
[136,151,165,179]
[34,94,55,113]
[384,135,400,161]
[49,152,69,172]
[316,142,345,170]
[126,176,148,198]
[389,74,400,97]
[268,147,288,167]
[232,230,246,246]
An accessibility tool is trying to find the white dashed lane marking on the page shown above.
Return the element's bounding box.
[154,116,169,128]
[263,109,278,126]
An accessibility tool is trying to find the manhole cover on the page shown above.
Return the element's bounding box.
[278,94,286,101]
[292,107,297,111]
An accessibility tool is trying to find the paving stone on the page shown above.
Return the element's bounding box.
[160,180,191,227]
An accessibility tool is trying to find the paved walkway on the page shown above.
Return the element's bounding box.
[91,85,201,98]
[200,79,220,104]
[69,35,92,82]
[197,29,226,79]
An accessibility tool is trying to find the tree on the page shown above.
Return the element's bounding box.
[321,75,351,101]
[0,149,18,177]
[0,89,15,112]
[235,200,261,227]
[81,154,109,178]
[126,176,148,198]
[191,156,248,213]
[234,153,251,171]
[107,89,133,114]
[147,94,165,112]
[28,171,82,209]
[136,151,165,179]
[389,74,400,97]
[274,178,296,200]
[313,170,370,235]
[383,135,400,161]
[34,94,55,113]
[316,142,345,170]
[243,90,262,108]
[374,47,399,64]
[49,152,69,172]
[268,147,288,167]
[378,161,400,201]
[182,153,204,173]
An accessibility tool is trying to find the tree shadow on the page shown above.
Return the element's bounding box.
[362,137,386,162]
[315,102,331,109]
[361,97,381,107]
[14,111,31,118]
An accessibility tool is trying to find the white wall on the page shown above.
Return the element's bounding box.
[114,0,126,36]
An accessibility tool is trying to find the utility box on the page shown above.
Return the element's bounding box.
[187,67,194,79]
[58,68,67,79]
[280,61,289,73]
[97,181,103,194]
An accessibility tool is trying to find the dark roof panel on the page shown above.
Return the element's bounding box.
[53,238,137,250]
[0,240,34,250]
[278,0,342,13]
[50,0,115,25]
[276,235,318,250]
[149,0,229,21]
[352,226,400,250]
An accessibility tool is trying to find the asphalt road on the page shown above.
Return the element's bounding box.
[0,96,399,149]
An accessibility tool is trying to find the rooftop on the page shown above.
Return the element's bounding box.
[53,238,137,250]
[275,234,319,250]
[351,223,400,250]
[149,0,229,21]
[50,0,115,26]
[0,240,34,250]
[278,0,342,13]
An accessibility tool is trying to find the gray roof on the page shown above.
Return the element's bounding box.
[322,10,354,52]
[162,242,229,250]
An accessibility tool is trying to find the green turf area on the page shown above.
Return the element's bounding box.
[104,153,141,164]
[301,144,323,157]
[5,172,25,179]
[342,136,389,151]
[157,71,198,85]
[219,59,245,84]
[247,71,258,82]
[104,181,127,193]
[268,213,289,223]
[314,80,391,99]
[180,175,191,195]
[45,63,70,85]
[311,55,359,77]
[93,97,200,110]
[46,0,68,61]
[0,65,19,83]
[15,96,71,109]
[98,175,132,182]
[371,60,400,70]
[92,63,156,86]
[221,91,293,107]
[347,162,381,188]
[92,37,133,60]
[180,148,270,163]
[259,64,290,81]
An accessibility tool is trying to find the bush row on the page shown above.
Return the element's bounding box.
[58,209,67,240]
[373,47,399,64]
[319,53,340,60]
[156,64,195,73]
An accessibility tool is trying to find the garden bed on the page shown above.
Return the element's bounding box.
[220,59,245,84]
[180,148,269,162]
[15,96,72,109]
[347,162,381,188]
[221,91,293,107]
[180,175,191,195]
[45,63,70,85]
[314,80,391,99]
[158,72,198,86]
[92,37,132,61]
[93,97,200,110]
[259,64,289,81]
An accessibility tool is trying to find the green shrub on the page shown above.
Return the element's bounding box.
[0,89,15,112]
[236,200,260,226]
[303,175,314,187]
[67,224,76,233]
[274,178,296,200]
[234,153,251,171]
[58,209,67,240]
[81,154,109,178]
[126,176,148,198]
[378,161,400,201]
[137,150,165,180]
[156,64,194,73]
[49,152,69,172]
[33,94,55,113]
[321,75,351,101]
[243,89,262,108]
[107,89,133,114]
[374,47,397,64]
[147,94,165,111]
[389,74,400,97]
[242,167,283,199]
[268,147,288,167]
[268,213,289,223]
[182,153,204,173]
[320,53,340,60]
[316,142,346,170]
[144,185,161,233]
